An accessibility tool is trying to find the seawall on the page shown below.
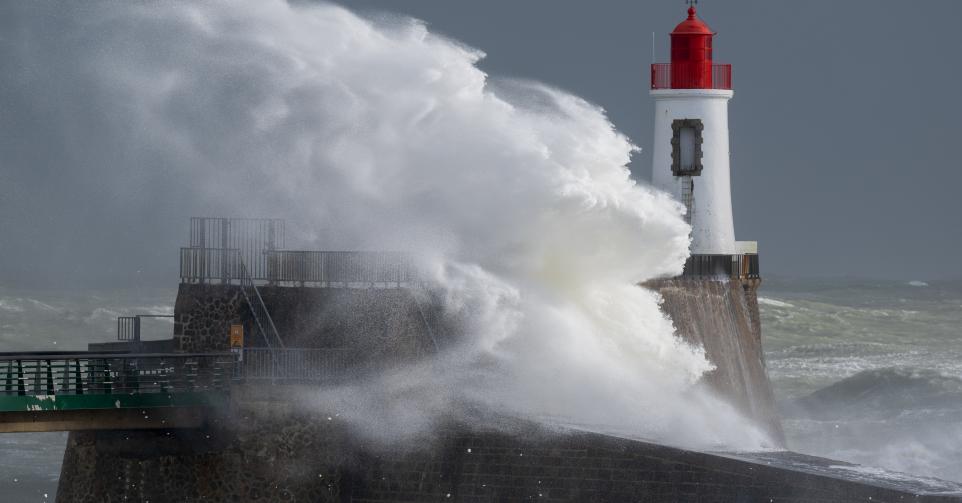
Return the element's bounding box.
[57,385,962,502]
[645,278,783,443]
[55,281,949,501]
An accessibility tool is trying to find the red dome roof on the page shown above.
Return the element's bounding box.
[671,7,714,36]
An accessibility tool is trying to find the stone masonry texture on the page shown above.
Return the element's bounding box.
[646,278,784,442]
[55,280,954,502]
[57,397,962,502]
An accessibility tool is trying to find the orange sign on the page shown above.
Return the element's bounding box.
[229,324,244,348]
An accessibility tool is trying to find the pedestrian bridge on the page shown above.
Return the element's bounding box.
[0,351,233,432]
[0,349,343,433]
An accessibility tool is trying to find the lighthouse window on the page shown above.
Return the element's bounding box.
[670,119,704,176]
[680,127,696,168]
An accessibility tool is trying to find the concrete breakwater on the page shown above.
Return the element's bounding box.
[57,388,962,502]
[646,278,784,443]
[53,280,962,501]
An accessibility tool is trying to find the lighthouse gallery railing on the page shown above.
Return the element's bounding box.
[651,63,732,90]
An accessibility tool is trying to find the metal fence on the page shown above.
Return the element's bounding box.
[189,218,284,281]
[682,254,760,279]
[180,248,424,287]
[117,315,175,342]
[180,247,244,283]
[266,250,421,286]
[0,352,234,397]
[238,348,354,382]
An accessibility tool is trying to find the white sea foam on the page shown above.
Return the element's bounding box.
[758,297,795,308]
[0,299,25,313]
[1,0,773,450]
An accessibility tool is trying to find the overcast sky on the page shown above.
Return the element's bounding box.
[2,1,960,287]
[347,0,962,282]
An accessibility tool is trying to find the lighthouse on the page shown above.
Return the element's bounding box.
[651,5,742,259]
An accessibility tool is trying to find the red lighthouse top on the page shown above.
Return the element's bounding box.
[672,7,714,36]
[651,6,732,90]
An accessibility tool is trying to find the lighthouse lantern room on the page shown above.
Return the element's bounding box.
[651,4,745,263]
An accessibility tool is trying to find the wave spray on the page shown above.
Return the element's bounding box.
[1,1,774,450]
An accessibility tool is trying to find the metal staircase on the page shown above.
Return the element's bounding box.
[236,250,285,350]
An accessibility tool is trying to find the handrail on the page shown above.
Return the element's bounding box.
[180,247,243,283]
[651,63,732,90]
[238,348,352,381]
[117,315,175,342]
[681,253,759,279]
[236,250,285,349]
[0,353,234,400]
[0,352,231,361]
[180,248,424,287]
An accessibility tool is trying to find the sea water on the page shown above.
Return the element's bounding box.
[762,277,962,482]
[0,287,175,501]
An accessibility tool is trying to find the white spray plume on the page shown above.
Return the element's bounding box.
[2,1,774,450]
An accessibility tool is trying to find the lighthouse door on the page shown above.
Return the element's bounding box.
[670,118,703,176]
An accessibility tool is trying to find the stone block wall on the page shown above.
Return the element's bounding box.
[55,279,845,502]
[646,278,783,443]
[57,395,961,502]
[174,284,247,352]
[172,279,779,442]
[172,284,441,362]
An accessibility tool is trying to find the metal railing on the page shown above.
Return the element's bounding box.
[651,63,732,90]
[266,250,421,286]
[236,253,285,350]
[238,348,354,382]
[0,352,233,399]
[180,248,424,287]
[117,315,175,342]
[189,218,284,280]
[180,247,244,284]
[682,254,760,279]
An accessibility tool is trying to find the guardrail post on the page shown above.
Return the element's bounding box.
[60,360,69,394]
[45,359,54,395]
[74,359,84,395]
[4,361,12,394]
[33,360,41,395]
[16,360,25,396]
[102,360,112,394]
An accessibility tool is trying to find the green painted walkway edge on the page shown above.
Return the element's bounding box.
[0,391,229,412]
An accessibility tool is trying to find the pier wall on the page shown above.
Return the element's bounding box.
[56,392,958,502]
[172,283,439,361]
[171,281,779,435]
[55,280,801,501]
[646,278,783,442]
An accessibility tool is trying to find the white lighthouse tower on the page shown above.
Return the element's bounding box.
[651,5,738,257]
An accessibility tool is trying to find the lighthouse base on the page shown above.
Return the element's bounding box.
[645,276,784,443]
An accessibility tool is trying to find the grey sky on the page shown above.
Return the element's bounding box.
[1,1,960,287]
[346,0,962,281]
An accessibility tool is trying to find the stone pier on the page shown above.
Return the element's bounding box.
[53,282,962,501]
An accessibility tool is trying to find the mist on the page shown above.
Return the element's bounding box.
[0,1,775,450]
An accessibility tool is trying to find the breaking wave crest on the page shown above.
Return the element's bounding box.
[0,1,774,450]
